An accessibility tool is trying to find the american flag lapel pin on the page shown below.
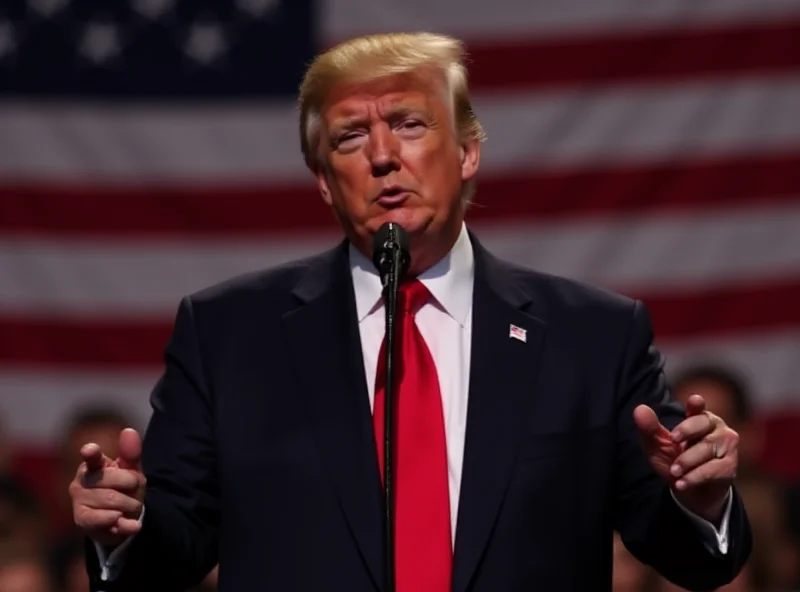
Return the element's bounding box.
[509,324,527,343]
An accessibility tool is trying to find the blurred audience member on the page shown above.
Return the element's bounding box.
[655,565,753,592]
[0,476,47,554]
[0,544,54,592]
[54,404,134,538]
[49,534,89,592]
[612,531,655,591]
[43,404,137,590]
[191,565,219,591]
[789,484,800,556]
[0,415,11,476]
[660,363,800,590]
[671,365,761,473]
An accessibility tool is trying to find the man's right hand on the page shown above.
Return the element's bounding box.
[70,427,146,548]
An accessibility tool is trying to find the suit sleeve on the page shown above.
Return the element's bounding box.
[612,300,752,591]
[85,296,220,592]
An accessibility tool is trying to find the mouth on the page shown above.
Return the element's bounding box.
[376,186,412,206]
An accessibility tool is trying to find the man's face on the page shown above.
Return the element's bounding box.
[674,380,739,429]
[0,563,52,592]
[64,424,121,474]
[59,422,123,509]
[314,71,480,273]
[673,379,761,467]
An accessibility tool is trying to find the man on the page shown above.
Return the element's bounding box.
[0,544,55,592]
[662,364,799,590]
[56,406,135,535]
[70,32,751,591]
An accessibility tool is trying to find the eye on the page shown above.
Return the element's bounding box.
[395,119,426,137]
[332,131,364,150]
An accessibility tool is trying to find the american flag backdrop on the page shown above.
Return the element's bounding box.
[1,0,800,472]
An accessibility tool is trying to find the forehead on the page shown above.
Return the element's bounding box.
[321,72,448,122]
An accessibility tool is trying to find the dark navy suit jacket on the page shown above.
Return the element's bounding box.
[87,232,751,591]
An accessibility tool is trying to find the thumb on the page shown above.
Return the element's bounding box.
[633,404,671,449]
[116,428,142,472]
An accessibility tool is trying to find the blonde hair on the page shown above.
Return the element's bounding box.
[298,31,486,171]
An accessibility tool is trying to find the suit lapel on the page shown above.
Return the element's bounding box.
[452,238,547,592]
[282,244,383,590]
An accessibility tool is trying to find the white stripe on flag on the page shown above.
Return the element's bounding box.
[1,76,799,180]
[0,369,157,443]
[1,204,798,314]
[323,0,800,39]
[661,329,800,410]
[3,329,799,444]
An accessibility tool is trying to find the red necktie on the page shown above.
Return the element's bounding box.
[373,279,452,592]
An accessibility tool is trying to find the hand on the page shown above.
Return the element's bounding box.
[633,394,738,522]
[69,428,146,548]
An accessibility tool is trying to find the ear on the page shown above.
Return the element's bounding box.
[460,138,480,182]
[315,166,334,207]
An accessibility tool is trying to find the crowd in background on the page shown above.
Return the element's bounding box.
[1,363,799,591]
[613,365,800,591]
[0,407,218,592]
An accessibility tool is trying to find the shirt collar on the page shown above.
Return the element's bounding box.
[349,223,474,326]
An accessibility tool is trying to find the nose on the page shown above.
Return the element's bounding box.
[366,124,400,177]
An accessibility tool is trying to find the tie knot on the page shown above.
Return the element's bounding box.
[399,279,431,314]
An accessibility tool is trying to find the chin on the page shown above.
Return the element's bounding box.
[372,209,431,236]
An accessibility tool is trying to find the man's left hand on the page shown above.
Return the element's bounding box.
[633,394,739,522]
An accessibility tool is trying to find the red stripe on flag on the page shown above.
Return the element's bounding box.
[1,153,798,239]
[632,277,800,340]
[0,318,171,369]
[1,277,799,368]
[468,153,800,223]
[466,20,800,91]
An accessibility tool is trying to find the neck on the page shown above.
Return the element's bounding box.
[407,223,464,278]
[350,221,463,278]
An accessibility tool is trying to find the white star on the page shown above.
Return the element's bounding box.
[28,0,70,18]
[131,0,175,20]
[183,22,227,65]
[79,22,121,65]
[0,21,16,59]
[236,0,280,18]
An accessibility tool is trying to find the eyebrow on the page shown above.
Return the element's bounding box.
[329,105,428,133]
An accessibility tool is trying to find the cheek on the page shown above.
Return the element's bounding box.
[409,144,462,193]
[328,161,368,201]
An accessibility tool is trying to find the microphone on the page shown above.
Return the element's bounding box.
[371,222,410,288]
[371,222,410,592]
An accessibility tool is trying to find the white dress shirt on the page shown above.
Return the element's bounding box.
[350,222,475,544]
[97,222,731,581]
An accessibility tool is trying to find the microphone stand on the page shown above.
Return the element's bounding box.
[372,221,409,592]
[381,245,403,592]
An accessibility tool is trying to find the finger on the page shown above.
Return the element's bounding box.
[76,507,123,530]
[673,457,735,491]
[671,413,715,444]
[669,440,721,478]
[81,488,144,515]
[81,443,111,473]
[113,517,143,537]
[82,467,141,491]
[117,428,142,472]
[684,394,706,417]
[633,405,672,450]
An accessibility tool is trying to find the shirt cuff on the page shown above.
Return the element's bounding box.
[670,487,732,555]
[93,505,145,582]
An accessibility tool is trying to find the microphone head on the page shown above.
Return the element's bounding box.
[372,222,409,262]
[371,222,411,282]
